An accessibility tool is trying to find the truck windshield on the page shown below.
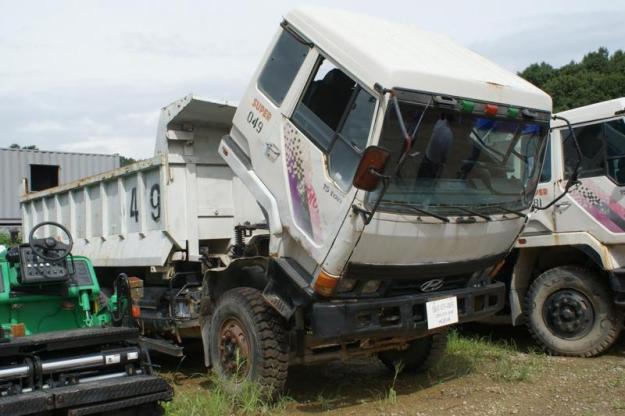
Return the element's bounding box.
[376,98,549,215]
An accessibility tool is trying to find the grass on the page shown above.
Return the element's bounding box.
[613,399,625,411]
[606,367,625,388]
[385,361,403,405]
[0,233,12,247]
[162,330,545,415]
[316,393,332,412]
[433,329,545,383]
[162,375,292,416]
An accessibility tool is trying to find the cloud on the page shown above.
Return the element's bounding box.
[1,1,624,162]
[471,10,625,71]
[59,136,155,159]
[18,120,65,133]
[118,110,160,128]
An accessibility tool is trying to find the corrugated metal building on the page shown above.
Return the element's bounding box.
[0,148,120,229]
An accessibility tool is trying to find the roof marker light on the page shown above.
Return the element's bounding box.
[484,104,498,116]
[460,100,475,112]
[507,107,519,118]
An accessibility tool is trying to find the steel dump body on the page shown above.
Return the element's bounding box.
[20,96,263,270]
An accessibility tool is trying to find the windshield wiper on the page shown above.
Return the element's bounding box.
[380,201,450,223]
[493,205,526,218]
[443,205,492,221]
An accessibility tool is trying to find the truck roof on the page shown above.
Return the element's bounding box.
[286,7,551,112]
[553,97,625,127]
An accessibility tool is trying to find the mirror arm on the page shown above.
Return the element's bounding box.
[352,177,390,225]
[368,167,391,180]
[390,92,415,175]
[552,114,582,180]
[534,178,580,211]
[534,115,582,211]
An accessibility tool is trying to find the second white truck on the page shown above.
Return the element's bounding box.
[497,97,625,357]
[20,7,552,391]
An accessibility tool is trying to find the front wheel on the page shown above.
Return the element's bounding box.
[525,266,620,357]
[378,331,448,373]
[209,287,289,396]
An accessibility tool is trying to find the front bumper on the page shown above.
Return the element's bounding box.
[311,282,505,340]
[0,374,173,416]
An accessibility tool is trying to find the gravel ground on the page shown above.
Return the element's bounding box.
[159,325,625,416]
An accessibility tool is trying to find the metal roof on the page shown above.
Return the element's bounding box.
[286,7,552,112]
[553,97,625,127]
[0,148,120,226]
[0,147,120,158]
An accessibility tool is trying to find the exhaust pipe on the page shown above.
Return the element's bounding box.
[0,364,30,382]
[0,347,140,383]
[41,347,140,373]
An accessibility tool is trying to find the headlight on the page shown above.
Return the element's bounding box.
[336,278,357,293]
[361,279,381,294]
[467,271,492,288]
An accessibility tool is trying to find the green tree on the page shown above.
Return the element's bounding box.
[120,155,136,166]
[519,47,625,112]
[8,143,39,150]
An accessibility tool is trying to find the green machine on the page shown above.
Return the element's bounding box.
[0,222,172,416]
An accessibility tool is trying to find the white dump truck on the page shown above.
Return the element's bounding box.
[497,97,625,357]
[20,7,553,392]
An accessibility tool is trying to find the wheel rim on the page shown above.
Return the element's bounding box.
[542,289,595,340]
[218,317,250,380]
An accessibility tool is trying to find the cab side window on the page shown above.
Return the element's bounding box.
[605,119,625,184]
[292,58,376,190]
[562,118,625,184]
[258,29,310,106]
[562,123,605,178]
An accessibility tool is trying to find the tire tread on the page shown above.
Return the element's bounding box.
[214,287,289,394]
[524,265,620,357]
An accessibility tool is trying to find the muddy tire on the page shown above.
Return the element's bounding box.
[378,331,448,373]
[209,287,289,396]
[525,266,620,357]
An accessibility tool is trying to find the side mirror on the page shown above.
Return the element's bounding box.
[353,146,391,191]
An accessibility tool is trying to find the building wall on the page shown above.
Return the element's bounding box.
[0,148,120,228]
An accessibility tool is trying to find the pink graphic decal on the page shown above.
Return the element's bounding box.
[284,123,323,243]
[570,179,625,233]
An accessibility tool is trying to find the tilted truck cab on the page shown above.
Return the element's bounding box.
[501,98,625,357]
[215,7,551,390]
[20,8,553,394]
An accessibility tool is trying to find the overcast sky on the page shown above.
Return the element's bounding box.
[1,0,624,159]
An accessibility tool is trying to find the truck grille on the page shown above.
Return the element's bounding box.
[384,274,471,296]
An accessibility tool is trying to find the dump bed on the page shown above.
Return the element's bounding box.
[20,96,263,269]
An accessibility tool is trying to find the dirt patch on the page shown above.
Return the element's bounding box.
[157,325,625,416]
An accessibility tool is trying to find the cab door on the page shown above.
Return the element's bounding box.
[552,117,625,243]
[233,27,378,272]
[279,54,378,268]
[523,134,558,236]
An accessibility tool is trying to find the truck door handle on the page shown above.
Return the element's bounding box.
[555,201,571,210]
[265,142,280,161]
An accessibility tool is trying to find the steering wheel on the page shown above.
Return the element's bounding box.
[28,221,74,262]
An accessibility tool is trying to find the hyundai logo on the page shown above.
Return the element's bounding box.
[420,278,445,292]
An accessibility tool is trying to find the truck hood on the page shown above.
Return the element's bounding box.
[348,213,524,267]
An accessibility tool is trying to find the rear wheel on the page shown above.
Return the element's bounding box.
[378,331,448,373]
[209,287,289,396]
[525,266,620,357]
